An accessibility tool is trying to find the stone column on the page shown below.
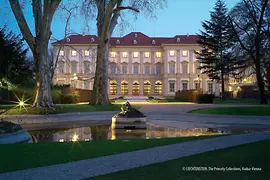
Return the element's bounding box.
[117,79,121,96]
[151,80,155,95]
[128,79,132,96]
[139,78,144,96]
[176,50,180,74]
[128,51,132,75]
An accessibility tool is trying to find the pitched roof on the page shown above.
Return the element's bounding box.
[52,32,199,46]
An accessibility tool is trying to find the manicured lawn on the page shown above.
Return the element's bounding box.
[214,98,260,105]
[190,106,270,116]
[0,104,141,115]
[0,135,220,173]
[90,140,270,180]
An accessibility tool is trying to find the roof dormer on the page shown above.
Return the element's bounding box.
[177,38,180,42]
[91,37,95,42]
[133,40,137,44]
[116,39,120,44]
[152,40,156,44]
[134,33,138,38]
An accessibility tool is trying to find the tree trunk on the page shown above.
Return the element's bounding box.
[255,62,267,104]
[90,39,110,105]
[32,39,54,107]
[221,67,225,101]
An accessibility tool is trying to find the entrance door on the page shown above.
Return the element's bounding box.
[132,82,139,96]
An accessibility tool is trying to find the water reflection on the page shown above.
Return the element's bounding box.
[29,124,234,143]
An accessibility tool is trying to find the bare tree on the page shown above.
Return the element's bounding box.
[229,0,269,104]
[81,0,167,105]
[8,0,61,107]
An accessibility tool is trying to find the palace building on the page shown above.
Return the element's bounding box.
[52,32,220,96]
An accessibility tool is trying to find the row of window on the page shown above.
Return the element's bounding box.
[168,81,213,93]
[57,62,201,74]
[110,63,201,74]
[59,50,194,58]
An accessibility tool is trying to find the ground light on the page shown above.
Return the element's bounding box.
[72,133,79,142]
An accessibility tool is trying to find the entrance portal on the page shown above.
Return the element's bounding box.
[132,81,139,96]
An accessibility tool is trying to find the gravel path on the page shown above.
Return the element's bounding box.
[1,132,270,180]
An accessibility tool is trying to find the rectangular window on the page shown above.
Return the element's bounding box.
[144,52,150,58]
[59,50,64,56]
[133,52,139,58]
[182,63,188,74]
[169,50,175,57]
[71,80,76,88]
[195,82,200,89]
[182,82,188,91]
[71,62,77,73]
[71,50,77,56]
[182,50,188,57]
[144,65,150,74]
[133,65,139,74]
[84,62,90,73]
[122,52,128,58]
[58,62,64,73]
[111,52,116,58]
[195,63,201,73]
[208,83,213,93]
[122,65,127,74]
[84,50,90,56]
[111,64,116,74]
[156,52,162,58]
[169,63,175,74]
[169,81,175,92]
[84,81,89,89]
[156,64,161,74]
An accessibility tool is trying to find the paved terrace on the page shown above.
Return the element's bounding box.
[2,104,270,129]
[0,131,270,180]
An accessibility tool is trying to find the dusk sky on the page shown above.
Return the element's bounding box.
[0,0,239,49]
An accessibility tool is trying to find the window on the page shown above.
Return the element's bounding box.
[195,82,200,89]
[144,52,150,58]
[71,80,76,88]
[111,52,116,58]
[133,52,139,58]
[84,81,89,89]
[84,50,90,56]
[177,38,180,42]
[208,83,213,93]
[152,40,156,44]
[182,63,188,74]
[133,65,139,74]
[59,50,64,56]
[156,64,161,74]
[156,52,162,58]
[182,82,188,91]
[116,40,120,44]
[133,40,137,44]
[122,65,127,74]
[169,63,175,74]
[111,64,117,74]
[169,81,175,92]
[58,62,65,73]
[169,50,175,57]
[71,50,77,56]
[134,33,138,37]
[71,62,77,73]
[144,65,150,74]
[195,63,201,73]
[122,52,128,58]
[182,50,188,57]
[84,61,90,73]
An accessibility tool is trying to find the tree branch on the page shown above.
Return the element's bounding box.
[113,6,139,13]
[8,0,35,50]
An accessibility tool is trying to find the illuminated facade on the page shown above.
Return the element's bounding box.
[52,32,220,96]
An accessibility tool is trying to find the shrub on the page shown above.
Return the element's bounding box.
[197,94,215,104]
[60,94,80,104]
[52,88,62,104]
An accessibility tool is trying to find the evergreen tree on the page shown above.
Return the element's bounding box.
[0,26,33,86]
[197,0,235,100]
